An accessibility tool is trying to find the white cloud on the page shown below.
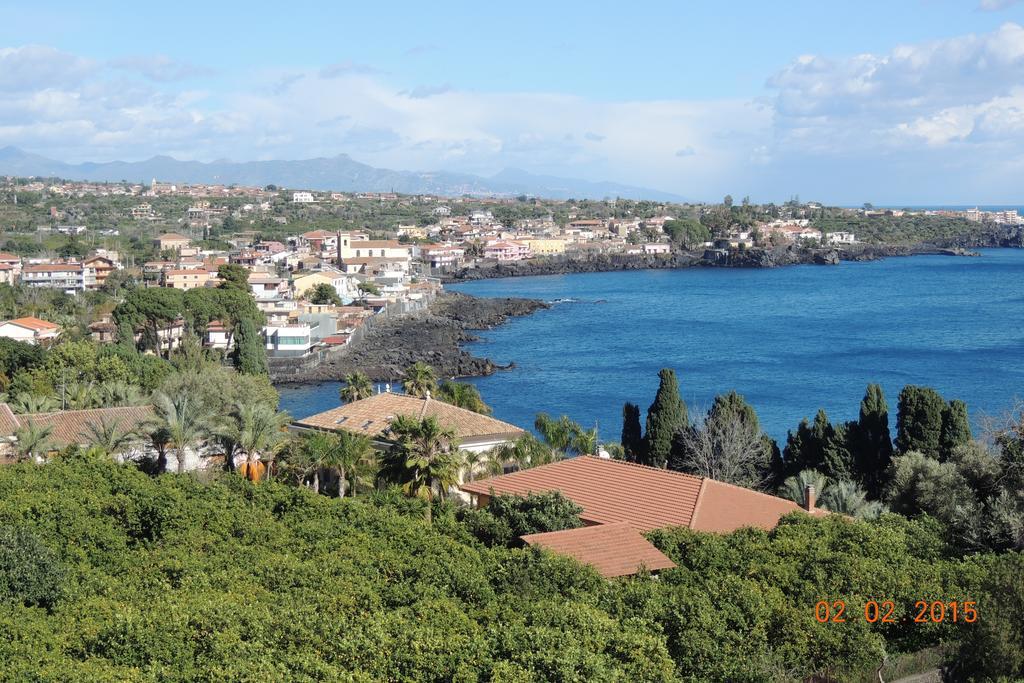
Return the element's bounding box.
[109,54,213,82]
[0,45,95,91]
[979,0,1021,11]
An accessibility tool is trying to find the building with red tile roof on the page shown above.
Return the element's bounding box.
[462,456,825,534]
[0,317,61,344]
[461,456,828,576]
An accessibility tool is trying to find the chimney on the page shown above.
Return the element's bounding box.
[803,485,816,512]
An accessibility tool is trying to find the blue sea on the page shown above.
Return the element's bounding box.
[278,249,1024,444]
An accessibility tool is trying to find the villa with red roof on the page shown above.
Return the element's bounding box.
[461,456,828,578]
[0,317,61,345]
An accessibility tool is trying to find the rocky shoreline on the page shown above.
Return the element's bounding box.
[277,292,548,384]
[441,228,1023,282]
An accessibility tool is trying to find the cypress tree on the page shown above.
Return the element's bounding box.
[940,399,972,460]
[851,383,893,497]
[232,318,268,376]
[896,386,946,458]
[620,402,644,463]
[644,369,687,468]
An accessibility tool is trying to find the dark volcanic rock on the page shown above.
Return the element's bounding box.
[280,292,548,384]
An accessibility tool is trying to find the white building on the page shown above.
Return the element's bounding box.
[292,191,316,204]
[0,317,61,345]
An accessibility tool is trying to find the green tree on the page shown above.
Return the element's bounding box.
[340,371,373,403]
[217,264,251,291]
[895,386,946,457]
[780,469,829,509]
[231,318,268,376]
[819,480,885,519]
[84,417,139,459]
[229,401,291,482]
[378,415,460,521]
[435,381,492,415]
[322,430,374,497]
[0,526,63,609]
[306,282,343,306]
[940,399,971,459]
[620,402,644,462]
[460,491,584,547]
[403,361,438,398]
[644,368,687,468]
[113,287,184,357]
[12,421,53,463]
[849,383,893,497]
[147,390,212,474]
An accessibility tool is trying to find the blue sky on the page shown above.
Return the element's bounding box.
[2,0,1024,203]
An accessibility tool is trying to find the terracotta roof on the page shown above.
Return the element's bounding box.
[0,403,18,436]
[0,252,20,261]
[23,264,82,273]
[522,522,676,578]
[461,456,824,533]
[352,240,403,248]
[155,232,190,241]
[293,393,525,442]
[9,405,154,447]
[3,317,60,331]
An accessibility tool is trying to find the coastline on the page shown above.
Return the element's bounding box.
[275,292,549,385]
[277,234,1023,388]
[441,237,1022,283]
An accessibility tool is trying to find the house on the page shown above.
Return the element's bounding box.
[0,317,61,345]
[84,255,118,289]
[88,320,118,344]
[415,244,465,270]
[292,191,316,204]
[153,232,192,252]
[0,404,154,465]
[0,263,15,285]
[519,238,566,255]
[292,392,525,455]
[163,269,214,290]
[0,252,23,275]
[460,456,827,577]
[483,240,531,261]
[346,240,409,260]
[21,263,91,292]
[825,231,856,245]
[292,270,355,301]
[262,324,314,357]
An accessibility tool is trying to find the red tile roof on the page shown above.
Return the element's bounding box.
[522,522,676,578]
[13,405,154,448]
[4,317,60,331]
[461,456,824,533]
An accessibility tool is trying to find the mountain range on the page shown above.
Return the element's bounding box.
[0,147,683,202]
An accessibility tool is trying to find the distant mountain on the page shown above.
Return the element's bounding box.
[0,147,684,202]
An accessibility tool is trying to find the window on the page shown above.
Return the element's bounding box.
[276,336,308,345]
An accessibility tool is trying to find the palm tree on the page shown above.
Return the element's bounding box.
[148,390,212,474]
[572,426,599,456]
[64,381,99,410]
[461,449,487,482]
[97,380,144,407]
[781,469,830,509]
[493,433,559,471]
[10,393,59,414]
[340,371,374,403]
[436,381,492,415]
[85,417,138,460]
[403,362,438,398]
[378,415,460,521]
[293,431,338,493]
[820,480,886,520]
[12,421,53,463]
[232,402,292,483]
[322,430,374,497]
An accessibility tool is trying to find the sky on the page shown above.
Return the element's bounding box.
[2,0,1024,204]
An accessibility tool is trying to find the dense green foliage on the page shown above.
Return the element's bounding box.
[896,386,949,458]
[0,459,1012,681]
[460,491,584,547]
